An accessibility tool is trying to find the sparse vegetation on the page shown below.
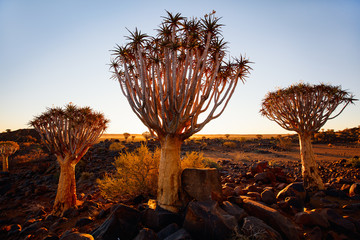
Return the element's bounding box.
[276,136,293,151]
[0,141,19,172]
[97,145,160,200]
[223,141,237,148]
[348,157,360,168]
[181,152,207,169]
[109,141,125,151]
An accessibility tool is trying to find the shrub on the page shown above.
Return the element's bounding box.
[349,157,360,168]
[181,152,207,169]
[109,142,125,151]
[97,145,160,200]
[79,172,94,182]
[276,137,293,151]
[223,141,236,148]
[181,152,219,169]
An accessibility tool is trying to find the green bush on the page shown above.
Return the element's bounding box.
[97,145,160,200]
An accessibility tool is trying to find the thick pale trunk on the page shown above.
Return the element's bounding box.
[53,159,77,216]
[157,135,183,212]
[2,156,9,172]
[299,133,324,191]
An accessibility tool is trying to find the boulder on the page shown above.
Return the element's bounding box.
[254,171,276,184]
[220,201,247,222]
[142,207,182,232]
[320,208,356,232]
[75,217,93,227]
[304,226,322,240]
[163,229,191,240]
[60,232,94,240]
[182,168,223,202]
[349,183,360,197]
[234,186,245,196]
[241,216,282,240]
[294,211,329,228]
[242,199,301,240]
[43,236,60,240]
[183,201,238,240]
[157,223,179,240]
[91,204,141,240]
[133,228,158,240]
[276,182,306,202]
[250,161,268,175]
[261,189,276,205]
[222,186,235,197]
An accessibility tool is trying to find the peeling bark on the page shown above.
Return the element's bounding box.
[157,135,183,212]
[53,157,77,216]
[299,134,324,191]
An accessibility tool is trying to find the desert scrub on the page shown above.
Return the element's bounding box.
[276,137,293,151]
[349,157,360,168]
[181,152,219,169]
[109,142,125,151]
[97,145,160,200]
[223,141,237,148]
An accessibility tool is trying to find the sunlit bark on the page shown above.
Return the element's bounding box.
[157,135,183,212]
[299,133,324,190]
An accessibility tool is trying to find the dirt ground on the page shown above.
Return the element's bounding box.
[203,143,360,164]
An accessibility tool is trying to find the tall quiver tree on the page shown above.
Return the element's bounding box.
[110,11,251,212]
[0,141,19,172]
[260,83,356,191]
[30,104,108,216]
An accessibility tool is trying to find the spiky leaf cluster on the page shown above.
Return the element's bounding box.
[111,11,252,140]
[30,104,108,160]
[260,83,356,134]
[0,141,19,157]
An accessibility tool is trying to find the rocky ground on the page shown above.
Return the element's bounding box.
[1,129,360,240]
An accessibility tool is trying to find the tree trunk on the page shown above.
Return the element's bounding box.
[2,155,9,172]
[53,158,77,216]
[299,133,325,191]
[157,135,183,212]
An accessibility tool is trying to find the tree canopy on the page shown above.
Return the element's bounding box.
[260,83,356,134]
[110,11,252,140]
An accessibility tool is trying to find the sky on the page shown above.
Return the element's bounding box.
[0,0,359,135]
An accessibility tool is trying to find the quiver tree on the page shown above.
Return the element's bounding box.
[111,11,251,212]
[260,83,356,191]
[30,104,108,216]
[0,141,19,172]
[123,132,131,142]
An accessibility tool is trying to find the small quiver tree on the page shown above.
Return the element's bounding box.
[0,141,19,172]
[30,104,108,216]
[110,11,251,212]
[260,83,356,191]
[123,132,131,142]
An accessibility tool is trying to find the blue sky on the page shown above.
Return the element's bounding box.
[0,0,359,134]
